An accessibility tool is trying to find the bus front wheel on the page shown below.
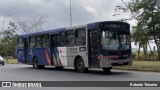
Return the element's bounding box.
[75,58,88,73]
[102,67,112,72]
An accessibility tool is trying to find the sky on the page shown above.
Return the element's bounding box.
[0,0,136,34]
[1,0,156,51]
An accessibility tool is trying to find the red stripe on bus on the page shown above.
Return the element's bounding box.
[45,50,51,65]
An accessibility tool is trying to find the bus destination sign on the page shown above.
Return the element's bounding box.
[99,22,129,30]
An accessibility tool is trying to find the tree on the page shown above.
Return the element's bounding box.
[132,25,148,59]
[114,0,160,60]
[15,15,47,34]
[129,0,160,60]
[0,22,18,57]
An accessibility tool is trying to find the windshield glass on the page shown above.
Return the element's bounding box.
[101,30,130,50]
[0,55,3,59]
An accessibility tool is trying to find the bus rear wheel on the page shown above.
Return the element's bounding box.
[75,58,88,73]
[33,57,45,69]
[102,67,112,72]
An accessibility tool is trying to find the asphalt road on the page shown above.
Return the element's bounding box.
[0,64,160,90]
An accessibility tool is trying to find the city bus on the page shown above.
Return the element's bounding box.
[17,21,132,73]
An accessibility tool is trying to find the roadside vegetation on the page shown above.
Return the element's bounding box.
[4,58,18,64]
[132,52,159,61]
[114,60,160,72]
[114,0,160,60]
[112,0,160,72]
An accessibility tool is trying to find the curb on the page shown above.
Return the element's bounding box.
[113,68,160,72]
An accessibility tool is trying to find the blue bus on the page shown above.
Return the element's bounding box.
[17,21,132,73]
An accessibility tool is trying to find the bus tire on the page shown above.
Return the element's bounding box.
[75,58,88,73]
[55,66,64,70]
[33,57,45,69]
[2,63,4,65]
[38,65,45,69]
[33,57,38,69]
[102,67,112,72]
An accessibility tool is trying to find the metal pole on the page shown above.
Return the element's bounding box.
[70,0,72,26]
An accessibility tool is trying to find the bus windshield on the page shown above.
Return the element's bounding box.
[101,30,130,50]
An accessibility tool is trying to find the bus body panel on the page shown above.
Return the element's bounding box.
[57,46,88,67]
[52,47,62,66]
[17,49,25,63]
[22,48,52,65]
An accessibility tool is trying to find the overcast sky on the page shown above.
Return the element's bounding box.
[0,0,135,33]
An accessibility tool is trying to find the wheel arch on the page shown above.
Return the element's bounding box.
[74,55,82,67]
[32,56,38,64]
[74,55,89,68]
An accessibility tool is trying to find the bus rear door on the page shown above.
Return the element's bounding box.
[50,34,61,66]
[89,30,99,67]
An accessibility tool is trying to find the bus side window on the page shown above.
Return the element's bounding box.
[29,36,35,48]
[35,35,43,48]
[18,37,24,48]
[43,34,49,48]
[66,30,75,47]
[52,35,58,48]
[75,28,86,46]
[59,32,66,46]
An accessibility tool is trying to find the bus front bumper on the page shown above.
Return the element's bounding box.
[0,61,4,64]
[99,58,132,68]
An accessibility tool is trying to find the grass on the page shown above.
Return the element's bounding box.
[114,60,160,72]
[4,59,19,64]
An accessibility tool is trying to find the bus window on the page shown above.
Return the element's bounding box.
[29,36,35,48]
[66,30,75,47]
[35,35,43,48]
[59,32,66,46]
[18,37,24,48]
[43,34,49,48]
[75,28,86,46]
[52,35,58,48]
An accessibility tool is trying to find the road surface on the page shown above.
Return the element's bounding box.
[0,64,160,90]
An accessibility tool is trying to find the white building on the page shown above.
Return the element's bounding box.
[131,40,157,52]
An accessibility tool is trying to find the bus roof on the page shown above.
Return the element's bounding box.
[18,21,129,38]
[18,28,66,38]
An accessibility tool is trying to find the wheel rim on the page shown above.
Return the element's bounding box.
[78,61,84,69]
[33,58,38,68]
[77,59,84,70]
[34,61,37,68]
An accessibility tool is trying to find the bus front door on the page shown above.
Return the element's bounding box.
[89,30,99,67]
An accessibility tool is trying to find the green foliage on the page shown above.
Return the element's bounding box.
[131,51,159,61]
[132,52,137,59]
[132,26,148,47]
[114,60,160,72]
[0,22,18,57]
[132,0,160,60]
[115,0,160,60]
